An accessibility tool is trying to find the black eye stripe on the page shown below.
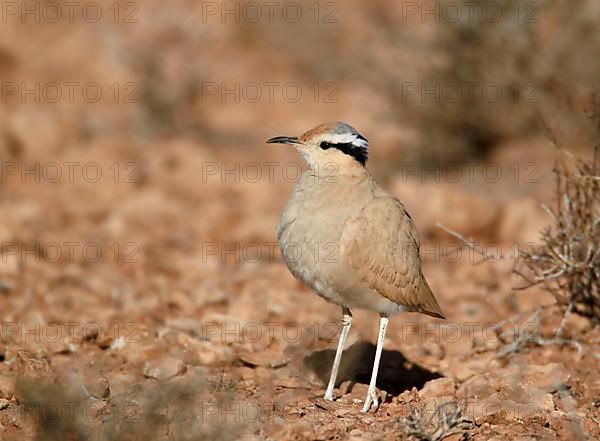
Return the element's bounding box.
[319,141,368,165]
[320,141,350,149]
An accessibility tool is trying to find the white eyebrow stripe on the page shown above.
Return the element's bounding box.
[326,133,369,149]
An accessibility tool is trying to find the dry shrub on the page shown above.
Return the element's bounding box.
[13,373,244,441]
[394,0,600,162]
[398,401,471,441]
[257,0,600,162]
[515,147,600,322]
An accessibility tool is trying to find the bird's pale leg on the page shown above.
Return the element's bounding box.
[324,307,352,401]
[361,314,389,413]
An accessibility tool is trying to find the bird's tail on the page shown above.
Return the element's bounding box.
[417,276,445,319]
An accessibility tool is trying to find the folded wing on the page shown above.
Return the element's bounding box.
[341,196,445,319]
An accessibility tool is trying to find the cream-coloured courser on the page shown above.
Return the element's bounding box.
[267,122,444,413]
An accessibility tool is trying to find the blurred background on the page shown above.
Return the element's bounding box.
[0,1,598,440]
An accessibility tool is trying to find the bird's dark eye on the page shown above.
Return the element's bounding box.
[320,141,335,149]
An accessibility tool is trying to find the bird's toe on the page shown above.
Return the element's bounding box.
[323,392,334,401]
[360,388,379,413]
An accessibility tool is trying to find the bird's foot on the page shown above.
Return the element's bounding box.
[360,387,379,413]
[323,391,334,401]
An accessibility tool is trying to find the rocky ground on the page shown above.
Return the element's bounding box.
[0,134,598,440]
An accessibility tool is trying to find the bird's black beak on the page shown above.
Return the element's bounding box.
[266,136,300,145]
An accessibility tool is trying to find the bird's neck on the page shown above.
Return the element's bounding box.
[307,160,370,183]
[302,150,369,180]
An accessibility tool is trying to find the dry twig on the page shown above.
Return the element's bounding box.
[515,146,599,324]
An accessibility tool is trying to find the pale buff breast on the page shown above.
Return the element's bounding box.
[277,171,408,314]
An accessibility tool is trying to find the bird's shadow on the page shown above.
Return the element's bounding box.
[303,340,440,395]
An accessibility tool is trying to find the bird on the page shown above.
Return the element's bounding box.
[267,122,445,413]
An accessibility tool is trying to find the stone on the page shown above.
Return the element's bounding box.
[464,392,519,425]
[238,349,289,368]
[142,357,186,381]
[0,375,15,400]
[165,317,201,335]
[456,374,496,400]
[199,312,247,344]
[420,377,456,399]
[520,363,570,392]
[448,356,491,381]
[456,362,567,426]
[177,333,235,366]
[45,339,76,355]
[534,393,556,412]
[82,376,110,399]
